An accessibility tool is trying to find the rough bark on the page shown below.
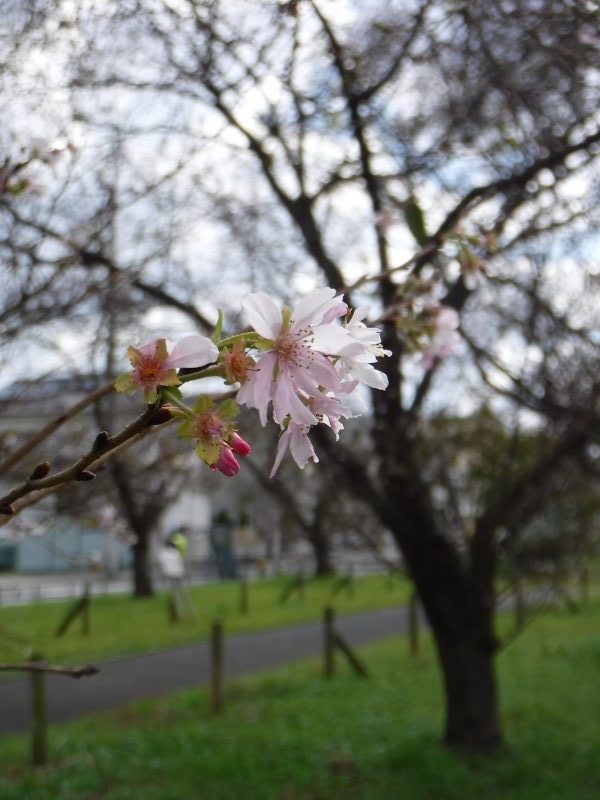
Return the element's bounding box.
[131,533,154,598]
[307,523,334,576]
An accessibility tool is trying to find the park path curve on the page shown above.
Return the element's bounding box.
[0,605,416,734]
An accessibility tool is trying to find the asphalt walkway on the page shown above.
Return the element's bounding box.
[0,605,414,734]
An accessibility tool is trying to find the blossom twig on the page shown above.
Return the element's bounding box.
[0,402,164,516]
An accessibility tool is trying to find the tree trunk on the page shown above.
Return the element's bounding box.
[381,479,501,750]
[132,534,154,597]
[307,523,334,576]
[435,622,500,749]
[315,425,502,750]
[404,534,501,750]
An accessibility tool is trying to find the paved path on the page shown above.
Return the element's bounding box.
[0,605,416,734]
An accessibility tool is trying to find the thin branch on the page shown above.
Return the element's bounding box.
[0,662,99,678]
[0,402,164,513]
[0,381,115,478]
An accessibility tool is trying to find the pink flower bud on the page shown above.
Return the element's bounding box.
[229,432,251,457]
[210,446,240,477]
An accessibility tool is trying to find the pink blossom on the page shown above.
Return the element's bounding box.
[115,335,218,403]
[178,401,251,474]
[237,288,352,426]
[270,423,319,477]
[307,391,354,439]
[230,432,252,457]
[421,307,460,369]
[211,446,240,477]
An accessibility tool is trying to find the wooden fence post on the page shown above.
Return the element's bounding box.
[408,590,419,657]
[298,574,305,603]
[210,621,224,715]
[333,631,369,677]
[323,607,335,679]
[579,566,589,605]
[239,578,249,615]
[30,654,48,767]
[514,577,526,631]
[323,606,368,679]
[81,583,90,637]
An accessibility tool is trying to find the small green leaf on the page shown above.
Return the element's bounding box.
[218,399,239,419]
[163,386,183,401]
[211,308,224,343]
[195,440,221,466]
[193,395,214,413]
[255,337,274,351]
[404,198,428,246]
[114,372,135,395]
[177,420,194,439]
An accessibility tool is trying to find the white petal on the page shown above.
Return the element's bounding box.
[290,288,337,327]
[310,323,355,355]
[137,339,163,358]
[269,428,291,478]
[349,306,369,324]
[321,300,348,324]
[243,292,282,339]
[339,341,377,364]
[292,353,342,395]
[273,369,317,426]
[167,335,219,368]
[290,425,319,469]
[348,361,389,390]
[237,352,277,425]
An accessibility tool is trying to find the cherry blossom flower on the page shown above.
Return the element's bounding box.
[270,422,319,477]
[237,288,352,426]
[307,390,354,439]
[421,307,460,369]
[338,307,391,390]
[177,397,251,477]
[222,339,255,384]
[115,335,218,403]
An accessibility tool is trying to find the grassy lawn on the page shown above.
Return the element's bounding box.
[0,574,409,666]
[0,598,598,799]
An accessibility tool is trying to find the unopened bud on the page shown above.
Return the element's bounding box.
[149,407,174,426]
[76,470,96,481]
[210,446,240,477]
[29,460,51,480]
[92,431,110,451]
[229,432,251,458]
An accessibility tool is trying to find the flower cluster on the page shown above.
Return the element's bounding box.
[115,288,390,477]
[236,289,389,475]
[176,397,251,477]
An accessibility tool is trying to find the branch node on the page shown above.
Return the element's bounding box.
[28,460,52,480]
[148,407,173,426]
[76,470,96,482]
[92,431,110,451]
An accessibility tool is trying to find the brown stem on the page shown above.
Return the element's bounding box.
[0,662,99,678]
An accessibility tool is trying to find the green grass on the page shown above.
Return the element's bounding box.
[0,574,409,666]
[0,598,598,799]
